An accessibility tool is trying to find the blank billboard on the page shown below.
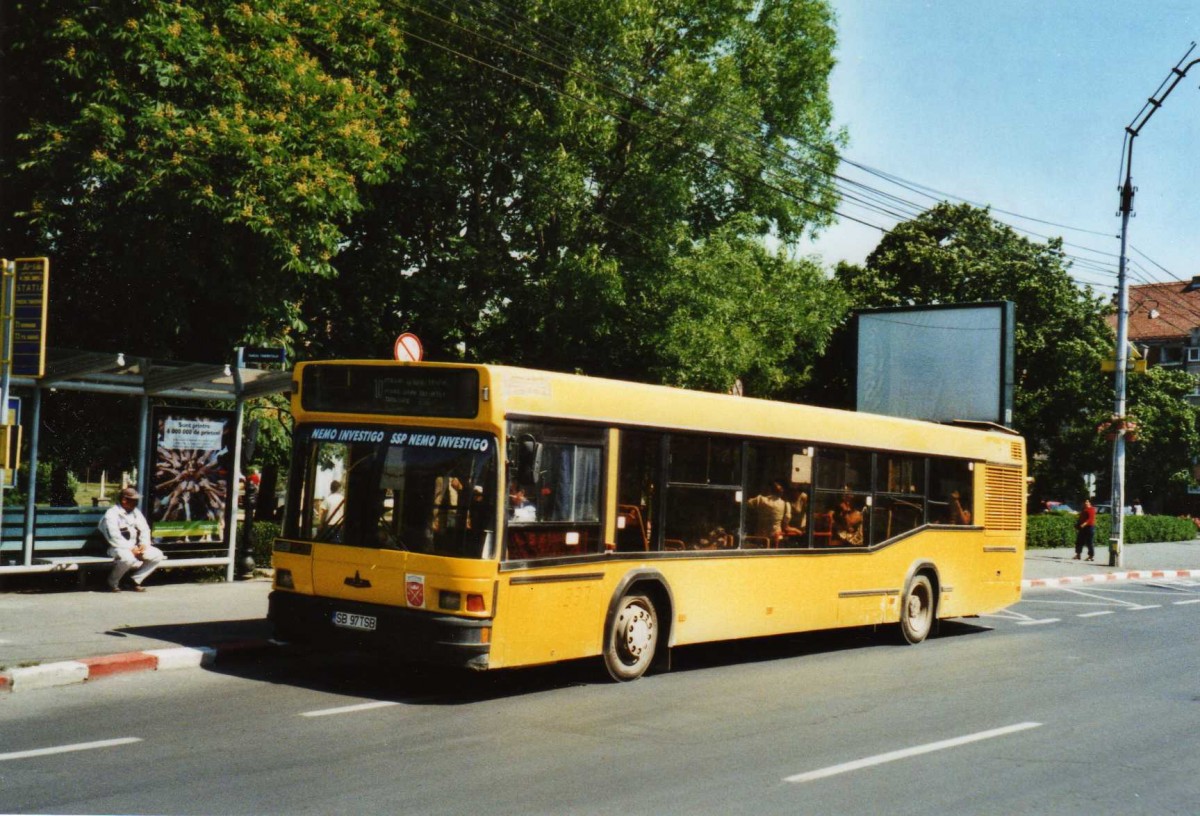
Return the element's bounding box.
[855,302,1014,426]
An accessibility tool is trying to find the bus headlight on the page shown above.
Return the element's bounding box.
[276,569,294,589]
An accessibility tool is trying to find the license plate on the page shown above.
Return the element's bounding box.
[332,611,377,631]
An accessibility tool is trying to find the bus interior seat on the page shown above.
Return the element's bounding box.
[616,504,650,551]
[812,511,834,546]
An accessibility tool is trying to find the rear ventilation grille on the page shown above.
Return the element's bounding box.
[1010,441,1025,463]
[985,465,1025,532]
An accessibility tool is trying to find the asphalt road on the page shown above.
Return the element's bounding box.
[5,578,1200,815]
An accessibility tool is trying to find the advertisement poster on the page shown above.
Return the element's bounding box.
[149,407,235,542]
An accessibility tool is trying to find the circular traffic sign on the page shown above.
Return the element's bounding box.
[394,332,424,362]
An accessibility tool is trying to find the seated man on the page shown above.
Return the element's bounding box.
[100,487,166,592]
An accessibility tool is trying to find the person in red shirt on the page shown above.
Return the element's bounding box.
[1074,498,1097,562]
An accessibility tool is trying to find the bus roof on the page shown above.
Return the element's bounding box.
[293,360,1025,466]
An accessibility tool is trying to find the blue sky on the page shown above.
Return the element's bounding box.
[802,1,1200,293]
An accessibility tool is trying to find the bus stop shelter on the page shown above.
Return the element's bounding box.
[0,347,292,581]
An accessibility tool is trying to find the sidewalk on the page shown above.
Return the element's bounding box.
[3,540,1200,692]
[1021,539,1200,583]
[0,577,274,692]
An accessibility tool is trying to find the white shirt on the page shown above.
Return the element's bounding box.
[320,491,345,526]
[101,503,152,550]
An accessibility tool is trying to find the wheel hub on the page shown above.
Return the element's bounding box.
[621,607,653,657]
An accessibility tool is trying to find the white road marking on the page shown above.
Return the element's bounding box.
[0,737,142,762]
[981,609,1058,625]
[301,700,400,718]
[1174,599,1200,605]
[1016,618,1060,626]
[1059,588,1148,608]
[1127,604,1162,611]
[1077,611,1114,618]
[785,722,1042,784]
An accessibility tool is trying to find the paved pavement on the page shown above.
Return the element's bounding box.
[3,540,1200,692]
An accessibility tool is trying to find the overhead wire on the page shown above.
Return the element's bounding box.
[414,0,1108,259]
[408,0,900,232]
[397,0,1168,293]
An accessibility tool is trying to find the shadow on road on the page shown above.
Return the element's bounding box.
[128,616,994,706]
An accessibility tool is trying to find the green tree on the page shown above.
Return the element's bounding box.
[830,203,1115,500]
[3,0,410,359]
[1121,367,1200,512]
[308,0,847,394]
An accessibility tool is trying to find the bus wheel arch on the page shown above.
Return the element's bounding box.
[898,563,939,645]
[602,571,674,681]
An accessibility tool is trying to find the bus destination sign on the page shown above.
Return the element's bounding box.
[301,365,479,419]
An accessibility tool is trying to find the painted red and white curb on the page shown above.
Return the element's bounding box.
[0,641,272,694]
[1023,569,1197,589]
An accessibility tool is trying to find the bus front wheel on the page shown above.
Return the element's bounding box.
[604,593,658,681]
[899,573,935,644]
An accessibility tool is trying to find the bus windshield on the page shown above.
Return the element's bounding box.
[286,426,498,559]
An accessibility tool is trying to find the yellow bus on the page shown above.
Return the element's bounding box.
[268,361,1026,680]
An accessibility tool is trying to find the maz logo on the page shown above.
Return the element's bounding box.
[344,571,372,589]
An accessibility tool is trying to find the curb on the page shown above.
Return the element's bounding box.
[0,640,273,694]
[1022,568,1197,589]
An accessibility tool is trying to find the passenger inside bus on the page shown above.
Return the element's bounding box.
[945,490,972,525]
[782,485,809,546]
[832,495,865,546]
[315,480,345,541]
[431,475,463,533]
[509,485,537,522]
[745,479,792,547]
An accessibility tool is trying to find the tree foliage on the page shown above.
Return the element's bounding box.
[1122,366,1200,511]
[3,0,410,358]
[307,0,848,393]
[3,0,849,479]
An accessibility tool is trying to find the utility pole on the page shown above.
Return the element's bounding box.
[1112,43,1199,567]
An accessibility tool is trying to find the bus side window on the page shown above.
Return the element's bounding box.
[872,454,926,542]
[617,431,664,552]
[505,422,606,559]
[663,434,741,551]
[930,458,974,525]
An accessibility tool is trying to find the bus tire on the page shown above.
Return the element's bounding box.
[603,593,659,681]
[898,573,935,644]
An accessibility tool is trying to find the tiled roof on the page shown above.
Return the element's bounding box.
[1107,280,1200,343]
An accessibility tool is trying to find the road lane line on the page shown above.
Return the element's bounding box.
[1016,618,1060,626]
[1127,604,1162,610]
[1174,599,1200,605]
[1077,611,1114,618]
[0,738,142,762]
[301,701,400,718]
[784,722,1042,784]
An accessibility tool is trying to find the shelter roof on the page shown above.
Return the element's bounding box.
[8,347,292,400]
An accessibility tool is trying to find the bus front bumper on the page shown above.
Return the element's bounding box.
[268,590,492,670]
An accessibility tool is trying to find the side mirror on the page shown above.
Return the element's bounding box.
[517,435,543,485]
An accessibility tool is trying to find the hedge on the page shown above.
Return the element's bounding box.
[1026,513,1197,549]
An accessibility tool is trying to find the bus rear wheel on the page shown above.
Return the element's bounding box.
[604,593,658,681]
[899,573,935,644]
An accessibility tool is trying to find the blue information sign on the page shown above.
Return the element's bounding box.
[12,258,49,377]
